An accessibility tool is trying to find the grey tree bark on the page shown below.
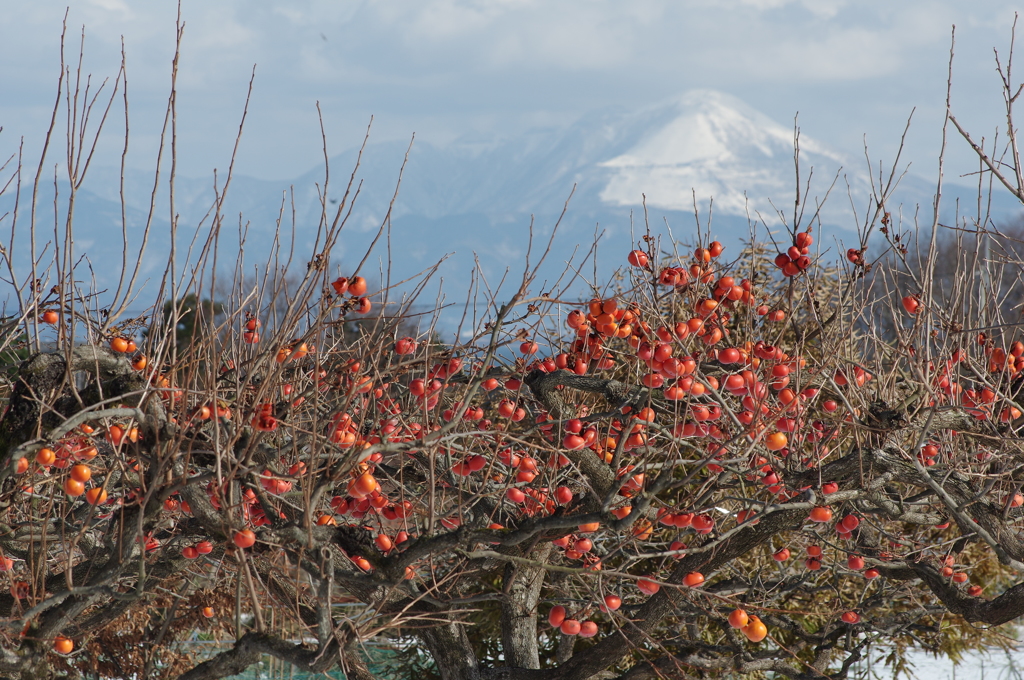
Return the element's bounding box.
[500,544,553,669]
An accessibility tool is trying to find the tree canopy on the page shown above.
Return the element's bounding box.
[3,17,1024,680]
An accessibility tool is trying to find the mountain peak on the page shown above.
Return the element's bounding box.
[598,89,851,215]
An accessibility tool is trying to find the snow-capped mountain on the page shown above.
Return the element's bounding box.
[598,90,862,219]
[81,89,875,232]
[4,89,1019,322]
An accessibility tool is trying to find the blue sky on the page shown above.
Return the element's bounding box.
[0,0,1020,185]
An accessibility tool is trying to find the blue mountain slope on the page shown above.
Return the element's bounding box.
[5,90,1020,323]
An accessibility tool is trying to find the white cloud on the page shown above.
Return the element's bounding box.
[0,0,1018,181]
[723,0,847,18]
[751,27,903,80]
[88,0,132,14]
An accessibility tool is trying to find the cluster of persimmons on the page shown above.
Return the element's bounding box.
[9,225,1022,675]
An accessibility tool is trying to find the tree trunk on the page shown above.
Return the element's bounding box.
[421,620,482,680]
[500,544,552,669]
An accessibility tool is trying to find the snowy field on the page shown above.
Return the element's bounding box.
[870,648,1024,680]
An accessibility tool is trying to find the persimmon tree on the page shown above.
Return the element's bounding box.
[3,17,1024,680]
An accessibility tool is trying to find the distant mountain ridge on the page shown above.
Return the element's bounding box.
[599,90,861,217]
[5,89,1020,318]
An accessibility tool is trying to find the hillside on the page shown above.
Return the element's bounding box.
[4,89,1019,321]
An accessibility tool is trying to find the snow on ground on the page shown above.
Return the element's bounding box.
[864,647,1024,680]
